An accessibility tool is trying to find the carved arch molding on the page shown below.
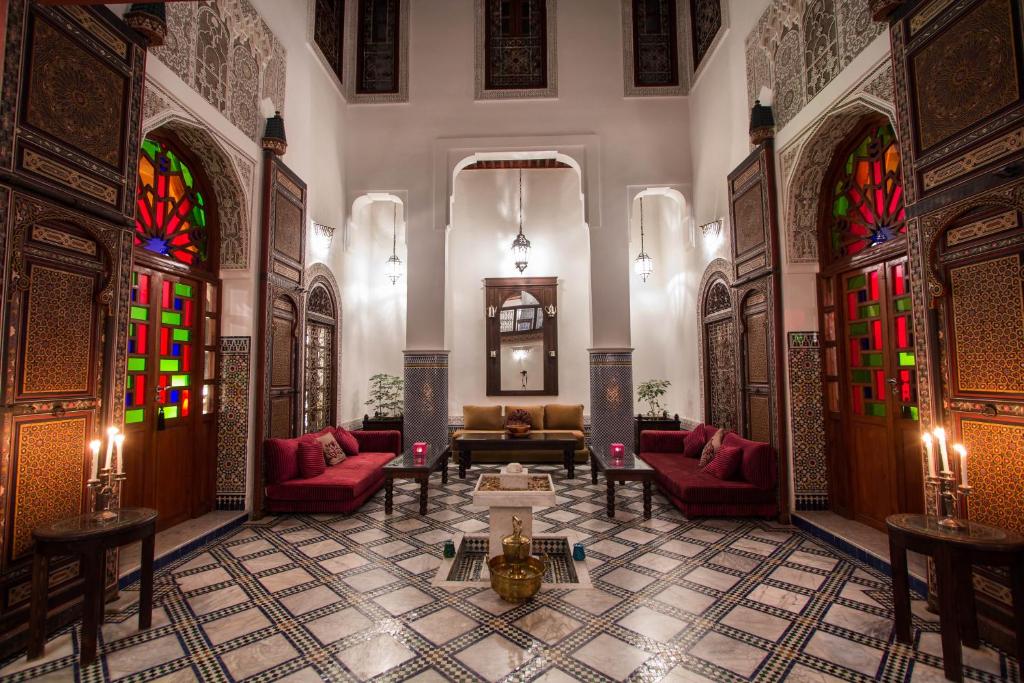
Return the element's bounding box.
[305,261,343,427]
[697,258,737,432]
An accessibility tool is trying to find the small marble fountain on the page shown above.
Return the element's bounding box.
[472,463,555,559]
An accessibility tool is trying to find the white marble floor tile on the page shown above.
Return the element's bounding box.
[219,633,299,680]
[617,605,688,641]
[456,633,531,682]
[409,607,478,644]
[513,606,582,644]
[573,633,651,680]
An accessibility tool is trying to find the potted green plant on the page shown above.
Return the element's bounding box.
[363,373,404,446]
[635,379,680,448]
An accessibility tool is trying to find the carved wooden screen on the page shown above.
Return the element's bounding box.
[701,279,737,431]
[304,282,338,433]
[484,0,548,90]
[314,0,345,83]
[254,156,307,515]
[689,0,722,69]
[728,143,779,284]
[355,0,400,94]
[632,0,679,88]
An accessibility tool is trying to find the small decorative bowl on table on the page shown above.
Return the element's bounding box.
[505,409,533,438]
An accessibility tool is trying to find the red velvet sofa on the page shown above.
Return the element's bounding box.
[263,429,401,513]
[639,427,779,518]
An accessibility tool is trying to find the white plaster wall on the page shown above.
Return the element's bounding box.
[447,169,590,413]
[340,199,408,423]
[344,0,692,353]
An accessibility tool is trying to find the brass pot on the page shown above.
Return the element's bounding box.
[506,423,531,437]
[502,530,531,563]
[488,555,546,602]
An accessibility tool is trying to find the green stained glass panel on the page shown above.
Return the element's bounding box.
[171,374,189,387]
[862,353,883,367]
[130,306,148,321]
[859,304,880,318]
[162,311,181,325]
[163,406,179,420]
[160,359,180,372]
[126,408,145,424]
[899,351,915,366]
[849,322,869,336]
[174,283,193,298]
[866,403,886,417]
[895,297,913,311]
[851,369,871,384]
[846,274,866,291]
[127,357,146,372]
[172,328,190,342]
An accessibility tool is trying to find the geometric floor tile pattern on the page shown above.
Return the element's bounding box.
[1,465,1019,682]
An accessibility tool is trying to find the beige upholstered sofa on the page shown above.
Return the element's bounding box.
[452,404,588,463]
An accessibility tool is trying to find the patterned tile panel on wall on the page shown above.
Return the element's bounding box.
[404,352,449,454]
[590,350,634,452]
[788,332,829,511]
[217,336,250,511]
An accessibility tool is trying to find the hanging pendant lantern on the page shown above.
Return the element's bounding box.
[385,202,403,285]
[511,170,531,273]
[634,196,654,282]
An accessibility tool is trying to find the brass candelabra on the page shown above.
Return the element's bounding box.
[87,467,127,521]
[927,470,972,530]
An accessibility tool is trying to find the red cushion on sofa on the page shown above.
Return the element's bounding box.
[333,427,361,456]
[639,430,687,454]
[701,444,742,480]
[297,439,326,478]
[266,452,395,502]
[265,437,301,484]
[682,424,708,458]
[723,432,777,490]
[640,452,775,506]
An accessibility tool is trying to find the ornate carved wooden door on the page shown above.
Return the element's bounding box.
[836,257,923,530]
[269,296,299,439]
[701,279,737,432]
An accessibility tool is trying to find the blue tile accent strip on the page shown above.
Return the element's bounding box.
[118,512,248,590]
[792,512,928,595]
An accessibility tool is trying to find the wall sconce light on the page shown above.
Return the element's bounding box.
[487,305,497,318]
[700,218,724,240]
[544,304,556,317]
[489,350,497,358]
[311,221,335,251]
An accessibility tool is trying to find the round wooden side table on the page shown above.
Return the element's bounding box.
[28,507,158,666]
[886,513,1024,682]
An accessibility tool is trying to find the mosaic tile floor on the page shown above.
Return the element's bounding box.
[1,464,1019,682]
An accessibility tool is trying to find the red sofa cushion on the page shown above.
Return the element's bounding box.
[266,452,395,502]
[639,452,775,506]
[701,444,742,480]
[639,430,686,454]
[723,432,777,490]
[333,427,361,456]
[297,439,326,478]
[682,424,708,457]
[265,437,301,485]
[353,429,402,454]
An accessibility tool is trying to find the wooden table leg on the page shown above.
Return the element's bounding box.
[934,545,964,682]
[140,532,155,630]
[459,449,469,479]
[889,530,912,644]
[27,550,49,660]
[565,448,575,479]
[385,476,394,514]
[79,551,102,666]
[952,550,979,649]
[442,453,449,485]
[643,480,652,519]
[1010,555,1024,680]
[419,476,428,515]
[590,452,598,485]
[606,478,615,517]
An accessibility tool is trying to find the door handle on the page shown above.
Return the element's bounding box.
[887,377,898,396]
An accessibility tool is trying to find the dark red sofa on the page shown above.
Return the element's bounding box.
[263,429,401,513]
[639,427,778,518]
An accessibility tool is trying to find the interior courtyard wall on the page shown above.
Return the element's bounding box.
[448,169,591,413]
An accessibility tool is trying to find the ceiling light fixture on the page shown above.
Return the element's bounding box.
[385,202,403,285]
[634,196,654,282]
[511,169,531,273]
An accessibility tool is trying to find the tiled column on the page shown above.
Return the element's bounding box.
[217,336,250,511]
[403,351,450,454]
[788,332,828,511]
[589,349,635,453]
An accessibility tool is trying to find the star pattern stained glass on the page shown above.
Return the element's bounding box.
[135,139,209,266]
[829,123,906,260]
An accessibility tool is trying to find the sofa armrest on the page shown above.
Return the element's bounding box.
[639,430,688,454]
[353,429,402,454]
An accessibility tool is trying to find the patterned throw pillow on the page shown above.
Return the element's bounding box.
[297,439,326,478]
[317,432,346,466]
[682,424,709,458]
[702,444,743,480]
[698,428,729,468]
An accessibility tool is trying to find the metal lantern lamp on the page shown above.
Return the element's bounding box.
[511,170,531,273]
[385,202,403,285]
[634,196,654,282]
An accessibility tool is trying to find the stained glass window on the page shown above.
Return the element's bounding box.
[829,123,906,260]
[136,139,209,266]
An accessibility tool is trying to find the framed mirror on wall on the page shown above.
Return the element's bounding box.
[485,277,558,396]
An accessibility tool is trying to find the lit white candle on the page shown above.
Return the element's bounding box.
[922,433,937,478]
[104,426,118,470]
[934,427,949,473]
[114,433,125,474]
[89,440,101,480]
[954,444,968,487]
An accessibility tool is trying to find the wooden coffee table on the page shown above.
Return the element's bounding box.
[383,447,449,515]
[29,507,158,666]
[589,447,655,519]
[454,431,580,479]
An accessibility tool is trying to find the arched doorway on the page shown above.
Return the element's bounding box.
[699,265,737,432]
[123,134,221,530]
[304,278,339,432]
[816,117,922,530]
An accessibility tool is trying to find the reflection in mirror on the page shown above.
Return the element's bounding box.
[499,291,545,391]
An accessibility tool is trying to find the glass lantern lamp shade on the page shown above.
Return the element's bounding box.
[634,251,654,281]
[385,252,403,285]
[511,230,531,273]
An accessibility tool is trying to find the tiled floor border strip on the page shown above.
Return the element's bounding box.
[118,512,249,590]
[791,513,928,595]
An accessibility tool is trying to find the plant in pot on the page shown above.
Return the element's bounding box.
[363,374,404,444]
[506,409,533,438]
[635,379,680,446]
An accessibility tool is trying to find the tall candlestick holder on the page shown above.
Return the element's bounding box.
[932,470,968,530]
[87,467,126,521]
